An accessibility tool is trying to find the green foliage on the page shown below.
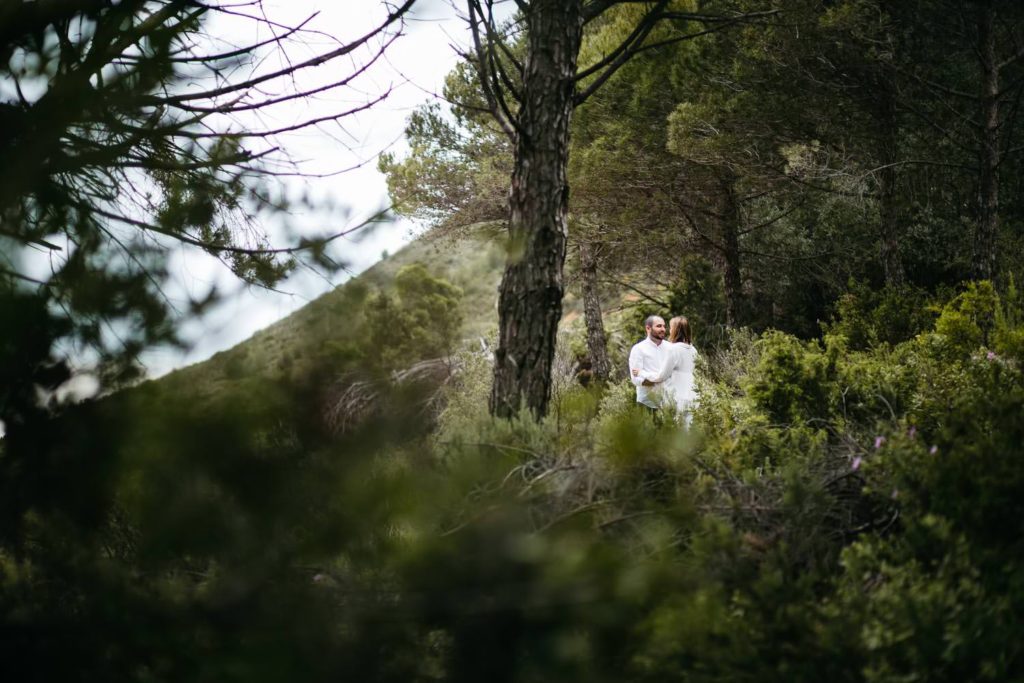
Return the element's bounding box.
[744,332,839,424]
[834,526,1010,683]
[932,281,1000,359]
[9,270,1024,681]
[666,254,729,344]
[363,263,464,372]
[826,280,936,350]
[379,94,511,230]
[833,362,1024,681]
[625,255,727,353]
[993,276,1024,360]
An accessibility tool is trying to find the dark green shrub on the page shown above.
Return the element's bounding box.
[932,281,999,359]
[744,331,839,424]
[826,280,935,350]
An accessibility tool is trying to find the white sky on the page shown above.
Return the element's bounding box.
[141,0,476,377]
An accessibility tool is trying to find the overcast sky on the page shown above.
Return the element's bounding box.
[141,0,477,377]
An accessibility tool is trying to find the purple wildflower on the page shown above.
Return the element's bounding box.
[851,456,863,471]
[929,445,938,455]
[987,350,997,361]
[874,435,886,450]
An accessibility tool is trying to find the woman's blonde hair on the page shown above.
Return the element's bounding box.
[669,316,692,344]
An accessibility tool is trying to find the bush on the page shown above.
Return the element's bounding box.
[743,331,839,424]
[16,278,1024,683]
[932,281,999,360]
[826,280,935,350]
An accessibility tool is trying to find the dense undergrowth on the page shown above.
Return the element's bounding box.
[417,278,1024,682]
[3,278,1024,681]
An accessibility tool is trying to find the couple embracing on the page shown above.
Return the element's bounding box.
[628,315,699,426]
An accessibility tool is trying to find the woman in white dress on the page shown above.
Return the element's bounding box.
[633,316,699,425]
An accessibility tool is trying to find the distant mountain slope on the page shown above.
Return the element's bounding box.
[146,219,651,411]
[152,226,509,402]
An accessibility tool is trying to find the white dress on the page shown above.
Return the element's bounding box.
[641,342,699,421]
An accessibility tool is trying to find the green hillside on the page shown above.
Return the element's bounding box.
[151,223,630,408]
[154,228,510,401]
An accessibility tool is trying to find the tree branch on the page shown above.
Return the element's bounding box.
[466,0,517,140]
[147,0,415,106]
[575,8,780,107]
[574,0,669,107]
[88,205,391,257]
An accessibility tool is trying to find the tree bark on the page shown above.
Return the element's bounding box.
[578,241,611,383]
[974,0,1000,281]
[490,0,584,418]
[719,175,743,327]
[877,77,906,286]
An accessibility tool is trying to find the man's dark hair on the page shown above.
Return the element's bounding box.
[644,315,661,329]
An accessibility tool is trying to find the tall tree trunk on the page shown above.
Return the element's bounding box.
[578,241,611,383]
[877,77,906,286]
[719,175,743,327]
[490,0,584,418]
[974,0,1000,281]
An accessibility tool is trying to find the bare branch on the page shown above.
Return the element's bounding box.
[165,13,317,63]
[148,0,415,106]
[88,205,392,258]
[467,0,517,140]
[153,30,402,114]
[596,268,670,308]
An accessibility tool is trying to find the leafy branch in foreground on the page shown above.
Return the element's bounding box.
[0,0,414,387]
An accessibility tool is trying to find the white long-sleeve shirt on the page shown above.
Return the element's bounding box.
[640,342,698,384]
[628,337,668,408]
[640,342,699,414]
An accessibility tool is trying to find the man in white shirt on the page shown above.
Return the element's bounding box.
[628,315,667,410]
